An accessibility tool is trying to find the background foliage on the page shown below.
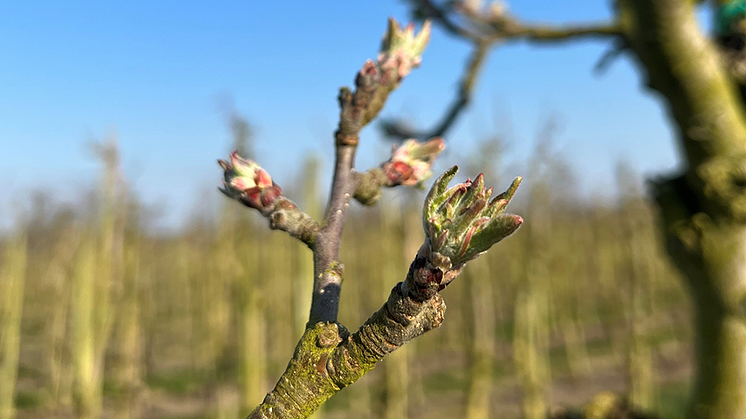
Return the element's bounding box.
[0,129,693,419]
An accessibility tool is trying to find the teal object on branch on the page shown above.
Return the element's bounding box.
[718,0,746,35]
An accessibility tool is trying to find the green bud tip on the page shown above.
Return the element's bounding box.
[422,167,523,266]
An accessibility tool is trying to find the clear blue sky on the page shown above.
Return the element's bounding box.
[1,0,700,230]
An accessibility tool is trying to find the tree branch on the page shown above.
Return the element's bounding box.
[247,246,450,419]
[353,167,389,206]
[218,154,320,248]
[309,64,380,325]
[390,1,621,142]
[247,163,523,419]
[309,18,434,324]
[382,41,490,141]
[381,0,623,139]
[410,0,621,43]
[256,197,320,248]
[353,138,445,206]
[489,19,622,43]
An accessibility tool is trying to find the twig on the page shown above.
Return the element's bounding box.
[247,250,447,419]
[387,0,621,142]
[353,138,445,205]
[257,197,320,248]
[232,19,524,419]
[218,154,320,248]
[490,19,622,43]
[381,41,490,141]
[310,63,380,324]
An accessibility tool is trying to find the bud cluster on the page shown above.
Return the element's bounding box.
[378,18,431,84]
[423,166,522,267]
[218,151,282,210]
[382,138,445,187]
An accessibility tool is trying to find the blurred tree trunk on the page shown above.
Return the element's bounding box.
[513,283,550,419]
[139,243,158,398]
[618,2,746,417]
[0,232,28,419]
[622,206,655,411]
[618,167,656,412]
[209,221,242,418]
[552,218,591,379]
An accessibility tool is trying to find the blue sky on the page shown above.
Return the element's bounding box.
[0,0,698,229]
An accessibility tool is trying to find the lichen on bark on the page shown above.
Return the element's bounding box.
[247,257,447,419]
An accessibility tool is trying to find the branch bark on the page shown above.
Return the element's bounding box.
[309,63,380,325]
[236,17,523,419]
[256,197,320,249]
[353,167,390,206]
[487,19,622,43]
[247,247,450,419]
[617,1,746,418]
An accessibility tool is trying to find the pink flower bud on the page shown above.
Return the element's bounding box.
[218,151,282,210]
[382,138,445,186]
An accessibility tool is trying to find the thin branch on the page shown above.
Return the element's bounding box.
[254,197,320,248]
[447,0,621,43]
[310,18,435,323]
[218,154,320,247]
[431,41,489,136]
[492,19,622,43]
[594,40,627,74]
[386,1,621,142]
[410,0,621,43]
[382,41,490,141]
[309,64,380,325]
[352,168,388,206]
